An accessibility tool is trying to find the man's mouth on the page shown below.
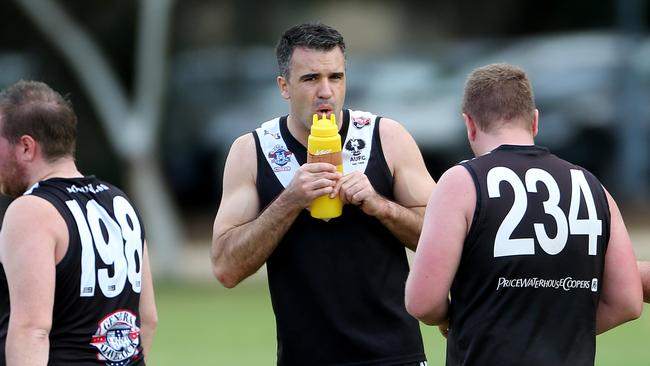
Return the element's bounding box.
[316,106,333,116]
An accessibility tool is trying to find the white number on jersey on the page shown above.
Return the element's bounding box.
[66,196,143,297]
[487,167,602,257]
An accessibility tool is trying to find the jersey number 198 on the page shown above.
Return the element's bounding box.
[66,197,143,298]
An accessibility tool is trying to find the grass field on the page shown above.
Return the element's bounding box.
[148,280,650,365]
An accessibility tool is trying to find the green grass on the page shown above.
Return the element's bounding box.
[149,280,650,365]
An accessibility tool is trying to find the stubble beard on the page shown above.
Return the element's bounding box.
[0,158,28,198]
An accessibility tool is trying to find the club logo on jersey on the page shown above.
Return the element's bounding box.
[345,138,368,165]
[91,310,141,366]
[268,145,293,171]
[352,116,371,129]
[263,129,281,139]
[345,138,366,156]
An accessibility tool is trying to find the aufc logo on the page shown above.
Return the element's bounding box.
[345,138,367,166]
[91,310,141,366]
[345,138,365,156]
[268,145,293,172]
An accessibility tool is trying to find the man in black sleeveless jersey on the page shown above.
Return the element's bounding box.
[211,23,435,365]
[0,81,157,365]
[405,63,642,366]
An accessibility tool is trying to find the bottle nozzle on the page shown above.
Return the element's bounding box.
[311,113,337,136]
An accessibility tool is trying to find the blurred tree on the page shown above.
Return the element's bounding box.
[13,0,181,277]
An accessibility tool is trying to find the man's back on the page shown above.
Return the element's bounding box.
[406,63,641,366]
[448,145,610,366]
[0,176,146,366]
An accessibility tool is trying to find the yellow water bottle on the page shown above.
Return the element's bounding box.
[307,113,343,220]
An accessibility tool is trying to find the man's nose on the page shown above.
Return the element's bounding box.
[317,79,333,99]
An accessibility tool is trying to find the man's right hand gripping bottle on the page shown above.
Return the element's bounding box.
[307,113,343,220]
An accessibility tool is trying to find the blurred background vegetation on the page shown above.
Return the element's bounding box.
[1,0,649,364]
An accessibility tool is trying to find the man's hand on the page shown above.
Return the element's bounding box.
[284,163,341,208]
[333,171,385,216]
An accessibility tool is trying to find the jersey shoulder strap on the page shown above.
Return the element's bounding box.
[342,109,377,174]
[255,118,301,188]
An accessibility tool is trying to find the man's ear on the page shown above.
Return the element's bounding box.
[463,113,477,142]
[16,135,37,161]
[277,76,290,100]
[531,109,539,137]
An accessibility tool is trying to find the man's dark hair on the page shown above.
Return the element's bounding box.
[276,22,346,79]
[0,80,77,161]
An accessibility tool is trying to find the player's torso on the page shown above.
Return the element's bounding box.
[4,177,147,366]
[448,145,610,366]
[253,110,425,365]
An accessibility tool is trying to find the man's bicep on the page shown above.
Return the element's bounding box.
[380,119,435,208]
[0,197,58,327]
[213,135,260,236]
[413,167,471,287]
[600,192,641,304]
[406,167,471,322]
[393,155,435,209]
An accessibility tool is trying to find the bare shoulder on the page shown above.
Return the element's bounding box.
[229,133,257,159]
[378,117,412,138]
[438,165,473,190]
[378,117,420,153]
[224,133,257,181]
[377,117,423,167]
[2,195,61,228]
[0,195,65,261]
[433,165,475,210]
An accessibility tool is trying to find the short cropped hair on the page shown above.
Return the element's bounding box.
[0,80,77,161]
[462,63,535,132]
[276,22,346,79]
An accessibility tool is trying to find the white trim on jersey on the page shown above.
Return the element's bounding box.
[255,110,377,188]
[255,118,301,188]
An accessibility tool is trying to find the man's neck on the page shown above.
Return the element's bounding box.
[473,129,535,156]
[28,157,83,186]
[286,115,310,147]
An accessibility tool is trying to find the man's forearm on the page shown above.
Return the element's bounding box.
[6,327,49,366]
[140,323,155,360]
[374,198,425,250]
[212,193,303,287]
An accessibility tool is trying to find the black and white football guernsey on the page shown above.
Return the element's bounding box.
[0,176,146,366]
[254,109,426,366]
[447,145,610,366]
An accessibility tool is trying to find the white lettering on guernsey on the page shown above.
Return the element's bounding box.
[496,277,597,292]
[66,196,143,298]
[66,183,110,194]
[487,167,602,258]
